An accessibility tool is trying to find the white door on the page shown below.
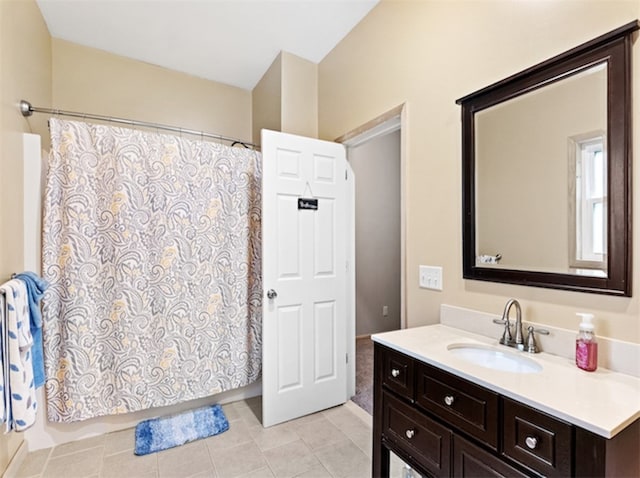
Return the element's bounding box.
[261,129,351,427]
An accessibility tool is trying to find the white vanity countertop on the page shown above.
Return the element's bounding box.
[372,324,640,439]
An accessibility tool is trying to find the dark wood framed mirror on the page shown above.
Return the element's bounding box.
[456,21,638,296]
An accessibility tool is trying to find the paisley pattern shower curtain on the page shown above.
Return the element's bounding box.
[42,118,262,422]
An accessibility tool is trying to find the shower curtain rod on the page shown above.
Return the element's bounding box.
[19,100,256,148]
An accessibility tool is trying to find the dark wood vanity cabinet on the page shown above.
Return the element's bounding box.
[373,343,640,478]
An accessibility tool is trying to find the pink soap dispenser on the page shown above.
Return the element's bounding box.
[576,313,598,372]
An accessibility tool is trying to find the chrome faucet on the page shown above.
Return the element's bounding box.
[493,299,550,353]
[493,298,525,350]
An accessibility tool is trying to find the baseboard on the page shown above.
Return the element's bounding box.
[2,441,27,478]
[345,400,372,427]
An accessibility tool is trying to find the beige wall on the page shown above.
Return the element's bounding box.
[52,39,252,143]
[252,51,318,145]
[0,0,52,470]
[252,53,282,145]
[318,0,640,342]
[281,52,318,138]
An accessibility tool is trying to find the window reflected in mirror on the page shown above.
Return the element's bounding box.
[570,132,607,277]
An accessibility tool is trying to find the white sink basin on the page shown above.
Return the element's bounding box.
[447,343,543,374]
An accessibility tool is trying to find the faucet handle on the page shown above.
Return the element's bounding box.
[493,318,513,345]
[525,326,550,353]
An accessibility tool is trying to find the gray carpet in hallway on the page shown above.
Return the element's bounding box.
[352,336,373,414]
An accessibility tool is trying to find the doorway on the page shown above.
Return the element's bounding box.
[339,108,405,413]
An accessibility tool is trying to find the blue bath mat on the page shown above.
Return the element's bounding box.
[134,404,229,455]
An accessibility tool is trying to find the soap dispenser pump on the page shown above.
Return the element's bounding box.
[576,313,598,372]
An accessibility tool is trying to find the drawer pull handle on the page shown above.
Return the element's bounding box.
[405,429,415,439]
[444,395,455,406]
[391,368,400,378]
[525,436,538,450]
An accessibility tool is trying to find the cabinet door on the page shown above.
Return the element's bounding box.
[383,391,452,477]
[453,436,531,478]
[381,345,415,400]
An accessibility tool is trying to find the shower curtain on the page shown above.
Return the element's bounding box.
[42,118,262,423]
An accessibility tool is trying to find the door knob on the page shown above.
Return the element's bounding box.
[266,289,278,299]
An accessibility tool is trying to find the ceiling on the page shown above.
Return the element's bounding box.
[36,0,379,91]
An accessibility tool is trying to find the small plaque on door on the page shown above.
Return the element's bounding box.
[298,198,318,210]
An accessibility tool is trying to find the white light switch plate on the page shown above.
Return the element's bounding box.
[419,265,443,291]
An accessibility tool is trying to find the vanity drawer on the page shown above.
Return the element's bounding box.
[381,346,415,400]
[415,362,499,450]
[383,390,452,477]
[502,398,572,477]
[453,435,530,478]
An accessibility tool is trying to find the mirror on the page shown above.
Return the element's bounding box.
[457,21,638,296]
[475,63,607,276]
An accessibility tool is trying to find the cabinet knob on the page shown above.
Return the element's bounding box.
[391,368,400,378]
[444,395,455,406]
[405,429,415,439]
[525,436,538,450]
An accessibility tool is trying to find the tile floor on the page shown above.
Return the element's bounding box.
[16,398,373,478]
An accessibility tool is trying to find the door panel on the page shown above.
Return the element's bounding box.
[315,200,335,275]
[314,300,336,381]
[277,305,302,391]
[277,195,301,278]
